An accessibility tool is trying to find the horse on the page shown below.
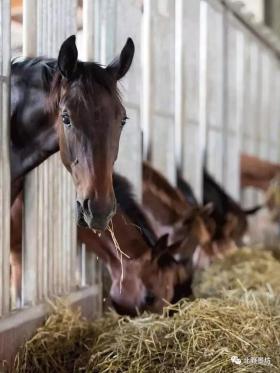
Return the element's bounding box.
[10,174,191,316]
[142,162,213,251]
[203,169,262,242]
[177,171,261,269]
[11,35,134,230]
[241,153,280,191]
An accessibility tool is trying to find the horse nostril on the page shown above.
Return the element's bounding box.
[82,198,90,213]
[145,291,156,306]
[76,200,82,211]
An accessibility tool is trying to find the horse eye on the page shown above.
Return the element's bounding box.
[62,112,71,127]
[121,116,128,127]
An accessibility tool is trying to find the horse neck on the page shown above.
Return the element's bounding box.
[142,162,187,221]
[10,59,59,185]
[143,184,184,226]
[143,161,186,205]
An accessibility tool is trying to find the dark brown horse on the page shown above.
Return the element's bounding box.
[10,174,191,315]
[202,169,262,242]
[11,35,134,230]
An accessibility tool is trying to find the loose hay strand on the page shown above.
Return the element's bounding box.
[107,220,130,293]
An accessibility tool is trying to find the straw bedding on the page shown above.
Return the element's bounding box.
[192,247,280,299]
[12,247,280,373]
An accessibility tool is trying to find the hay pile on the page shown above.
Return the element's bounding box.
[12,247,280,372]
[13,296,280,373]
[192,247,280,299]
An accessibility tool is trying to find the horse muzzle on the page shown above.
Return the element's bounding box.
[76,197,117,231]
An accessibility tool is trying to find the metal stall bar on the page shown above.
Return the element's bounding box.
[204,0,226,185]
[223,11,244,200]
[142,0,152,162]
[256,47,272,205]
[148,0,176,185]
[0,0,11,317]
[22,0,38,307]
[241,29,262,208]
[174,0,183,175]
[199,0,209,200]
[180,0,203,200]
[113,0,143,198]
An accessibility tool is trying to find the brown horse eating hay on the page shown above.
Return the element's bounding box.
[142,162,213,253]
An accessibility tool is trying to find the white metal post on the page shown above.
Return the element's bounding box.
[22,0,38,306]
[174,0,183,175]
[0,0,11,316]
[142,0,152,161]
[199,0,208,201]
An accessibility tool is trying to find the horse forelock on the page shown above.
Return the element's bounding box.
[48,61,121,114]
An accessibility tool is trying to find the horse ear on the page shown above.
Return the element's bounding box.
[203,202,214,215]
[167,240,182,255]
[152,234,169,259]
[106,38,135,80]
[58,35,78,79]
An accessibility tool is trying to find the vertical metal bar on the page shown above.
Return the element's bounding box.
[199,0,208,202]
[180,0,200,198]
[83,0,95,61]
[235,29,245,200]
[222,7,228,188]
[174,0,183,175]
[36,0,43,303]
[142,0,152,160]
[0,0,11,316]
[23,0,37,57]
[149,0,176,184]
[22,0,38,307]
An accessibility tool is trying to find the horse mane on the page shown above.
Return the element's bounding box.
[177,175,199,206]
[203,168,240,215]
[113,173,157,247]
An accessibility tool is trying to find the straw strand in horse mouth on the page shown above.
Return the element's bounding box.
[88,215,129,294]
[107,220,130,294]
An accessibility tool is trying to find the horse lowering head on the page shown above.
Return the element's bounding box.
[110,235,189,316]
[51,35,134,230]
[169,203,214,252]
